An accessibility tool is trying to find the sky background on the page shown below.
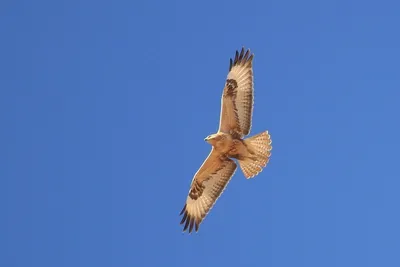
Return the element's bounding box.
[1,0,400,266]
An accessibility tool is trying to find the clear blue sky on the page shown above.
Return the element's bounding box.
[1,0,400,266]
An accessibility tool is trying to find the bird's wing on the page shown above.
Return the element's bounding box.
[180,148,237,233]
[218,47,254,138]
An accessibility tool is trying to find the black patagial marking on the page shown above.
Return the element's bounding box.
[188,180,205,200]
[225,79,238,97]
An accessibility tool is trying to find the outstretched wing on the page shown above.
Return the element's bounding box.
[180,149,237,233]
[218,47,254,137]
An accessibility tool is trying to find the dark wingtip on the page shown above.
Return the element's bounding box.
[234,50,239,64]
[229,47,253,70]
[249,53,254,62]
[180,210,188,225]
[180,205,202,234]
[183,215,190,231]
[179,203,192,232]
[179,204,186,215]
[239,47,245,60]
[243,49,250,64]
[189,217,195,233]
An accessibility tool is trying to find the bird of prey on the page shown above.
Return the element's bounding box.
[179,47,272,233]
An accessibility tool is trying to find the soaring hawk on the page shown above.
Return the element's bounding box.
[180,47,272,233]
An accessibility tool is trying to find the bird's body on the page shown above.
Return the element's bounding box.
[205,132,247,160]
[180,47,273,233]
[205,132,234,154]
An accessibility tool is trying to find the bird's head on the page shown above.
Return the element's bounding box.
[204,134,219,144]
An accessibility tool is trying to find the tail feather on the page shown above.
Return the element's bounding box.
[239,131,272,179]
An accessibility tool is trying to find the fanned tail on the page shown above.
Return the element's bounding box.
[238,131,272,179]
